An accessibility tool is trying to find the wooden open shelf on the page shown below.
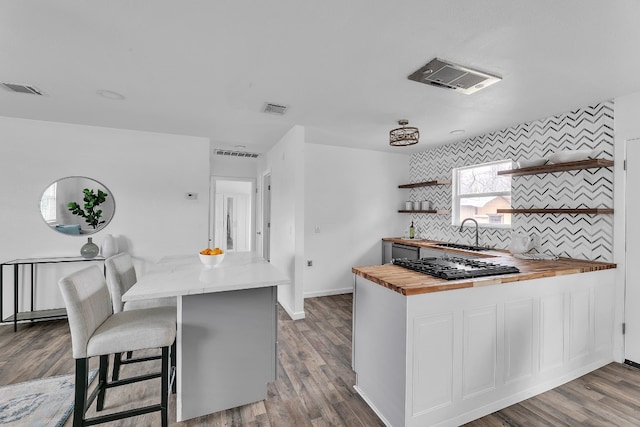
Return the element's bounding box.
[497,158,614,177]
[398,179,451,189]
[497,208,614,214]
[398,210,451,214]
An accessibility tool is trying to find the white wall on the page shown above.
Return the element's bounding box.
[258,126,305,319]
[613,91,640,361]
[211,152,258,178]
[303,143,409,297]
[0,117,210,316]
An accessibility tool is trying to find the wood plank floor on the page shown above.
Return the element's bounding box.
[2,294,640,426]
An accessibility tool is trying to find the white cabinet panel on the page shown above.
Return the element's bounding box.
[569,289,592,361]
[595,283,614,354]
[539,293,565,372]
[462,306,497,398]
[504,299,535,383]
[412,313,454,414]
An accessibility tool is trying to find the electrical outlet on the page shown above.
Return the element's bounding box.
[307,260,313,267]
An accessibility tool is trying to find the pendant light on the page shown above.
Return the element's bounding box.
[389,119,419,146]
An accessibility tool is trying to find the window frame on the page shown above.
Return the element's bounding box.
[451,159,512,228]
[40,182,57,224]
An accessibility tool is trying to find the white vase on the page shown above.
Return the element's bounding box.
[101,234,118,258]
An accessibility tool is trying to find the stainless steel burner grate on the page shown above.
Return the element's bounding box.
[393,257,520,280]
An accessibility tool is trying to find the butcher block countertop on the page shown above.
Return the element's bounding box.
[355,238,616,296]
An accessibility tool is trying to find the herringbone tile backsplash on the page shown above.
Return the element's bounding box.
[408,101,614,261]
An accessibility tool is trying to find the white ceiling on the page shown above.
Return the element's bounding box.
[2,1,639,154]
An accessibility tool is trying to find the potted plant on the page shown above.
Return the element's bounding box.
[68,188,109,229]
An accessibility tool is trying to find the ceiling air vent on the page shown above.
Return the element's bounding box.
[263,102,288,115]
[408,58,501,95]
[215,149,259,159]
[1,82,44,95]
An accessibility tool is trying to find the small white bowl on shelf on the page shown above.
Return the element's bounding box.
[199,253,225,268]
[516,157,547,168]
[547,149,594,164]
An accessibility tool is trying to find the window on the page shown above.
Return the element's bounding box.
[452,160,512,227]
[40,182,57,223]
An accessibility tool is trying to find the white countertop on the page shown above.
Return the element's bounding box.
[122,252,291,301]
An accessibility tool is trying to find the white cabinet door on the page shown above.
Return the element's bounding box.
[625,138,640,363]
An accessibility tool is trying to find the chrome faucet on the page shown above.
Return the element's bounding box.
[459,218,479,247]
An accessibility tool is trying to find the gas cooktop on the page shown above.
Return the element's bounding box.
[392,257,520,280]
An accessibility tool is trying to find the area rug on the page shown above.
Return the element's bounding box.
[0,370,97,427]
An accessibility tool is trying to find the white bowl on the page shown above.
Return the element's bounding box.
[547,149,594,164]
[199,253,225,268]
[517,157,547,168]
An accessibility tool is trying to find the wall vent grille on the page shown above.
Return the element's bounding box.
[263,102,288,115]
[1,82,44,95]
[215,149,259,158]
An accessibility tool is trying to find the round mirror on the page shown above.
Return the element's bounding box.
[39,176,116,235]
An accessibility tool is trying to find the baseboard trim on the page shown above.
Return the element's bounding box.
[353,385,392,427]
[304,288,353,299]
[436,357,614,427]
[278,302,305,320]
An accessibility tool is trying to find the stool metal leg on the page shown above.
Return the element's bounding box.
[112,352,122,381]
[161,346,169,427]
[96,355,109,411]
[74,358,88,427]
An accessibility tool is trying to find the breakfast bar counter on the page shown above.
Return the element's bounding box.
[123,252,290,422]
[124,252,289,299]
[352,250,616,426]
[353,255,616,296]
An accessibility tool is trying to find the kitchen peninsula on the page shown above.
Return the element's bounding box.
[352,242,616,427]
[122,252,290,422]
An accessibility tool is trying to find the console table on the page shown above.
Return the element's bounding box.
[0,256,105,332]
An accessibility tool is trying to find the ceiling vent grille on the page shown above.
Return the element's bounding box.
[263,102,288,115]
[408,58,501,95]
[215,149,259,158]
[1,82,44,95]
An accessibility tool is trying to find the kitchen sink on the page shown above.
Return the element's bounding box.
[434,243,490,252]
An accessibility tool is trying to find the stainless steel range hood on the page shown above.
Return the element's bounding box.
[408,58,501,95]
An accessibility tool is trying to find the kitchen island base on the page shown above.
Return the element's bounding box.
[177,286,277,421]
[352,270,615,427]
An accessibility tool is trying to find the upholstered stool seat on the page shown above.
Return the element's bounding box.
[59,265,176,427]
[85,308,175,358]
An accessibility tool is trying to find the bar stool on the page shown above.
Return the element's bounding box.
[58,265,176,427]
[105,252,176,382]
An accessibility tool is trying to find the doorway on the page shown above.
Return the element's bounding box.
[210,177,255,252]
